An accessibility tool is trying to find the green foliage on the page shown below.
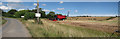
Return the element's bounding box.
[24,12,35,20]
[0,9,6,13]
[31,8,42,13]
[2,13,14,17]
[15,10,28,18]
[2,8,58,19]
[41,11,46,18]
[106,17,116,20]
[2,9,17,17]
[47,11,55,18]
[1,9,7,17]
[31,8,47,18]
[8,9,17,15]
[2,18,7,24]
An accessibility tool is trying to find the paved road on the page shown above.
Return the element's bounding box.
[2,18,31,37]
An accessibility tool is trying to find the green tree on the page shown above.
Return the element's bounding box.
[8,9,17,15]
[1,9,6,16]
[47,11,55,18]
[31,8,47,18]
[40,11,46,18]
[1,9,14,17]
[15,10,28,18]
[24,12,35,20]
[2,13,13,17]
[0,9,6,14]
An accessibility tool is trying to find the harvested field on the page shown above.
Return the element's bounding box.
[57,18,118,33]
[67,17,117,21]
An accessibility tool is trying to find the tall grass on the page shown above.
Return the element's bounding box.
[20,19,117,37]
[2,18,7,25]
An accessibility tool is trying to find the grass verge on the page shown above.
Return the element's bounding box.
[19,18,117,37]
[2,18,7,25]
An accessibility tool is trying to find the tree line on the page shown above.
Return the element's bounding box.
[2,8,62,20]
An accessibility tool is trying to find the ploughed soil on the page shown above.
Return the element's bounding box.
[56,20,118,33]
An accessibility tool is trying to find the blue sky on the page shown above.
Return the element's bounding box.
[0,1,118,16]
[1,0,120,2]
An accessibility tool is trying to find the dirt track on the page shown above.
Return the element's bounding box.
[2,18,31,37]
[57,20,118,33]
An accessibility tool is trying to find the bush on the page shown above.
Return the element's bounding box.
[2,13,14,17]
[47,11,55,18]
[15,10,28,18]
[41,11,46,18]
[106,17,116,20]
[8,9,17,15]
[24,12,35,20]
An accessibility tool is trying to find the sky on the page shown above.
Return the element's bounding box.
[1,0,120,2]
[0,0,119,16]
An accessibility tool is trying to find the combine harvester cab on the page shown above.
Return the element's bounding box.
[55,15,67,21]
[49,15,67,21]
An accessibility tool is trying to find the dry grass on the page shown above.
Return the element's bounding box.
[20,18,117,37]
[67,17,117,21]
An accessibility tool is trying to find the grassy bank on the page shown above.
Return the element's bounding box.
[20,18,117,37]
[2,18,7,25]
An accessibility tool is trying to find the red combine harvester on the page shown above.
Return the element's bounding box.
[49,15,67,21]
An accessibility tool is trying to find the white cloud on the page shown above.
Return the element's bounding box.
[60,1,64,4]
[0,6,12,10]
[52,10,55,11]
[6,2,32,9]
[42,4,46,6]
[57,8,64,10]
[33,3,37,6]
[3,0,22,2]
[34,3,46,6]
[69,14,80,16]
[43,9,50,12]
[33,8,36,9]
[18,9,25,11]
[7,2,22,8]
[75,10,78,13]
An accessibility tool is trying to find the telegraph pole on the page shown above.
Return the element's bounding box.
[37,0,40,23]
[67,10,70,17]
